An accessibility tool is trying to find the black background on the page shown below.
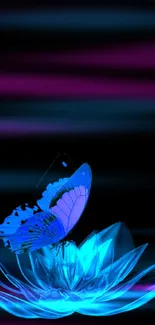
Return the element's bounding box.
[0,0,155,323]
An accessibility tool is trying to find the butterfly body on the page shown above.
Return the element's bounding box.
[0,163,92,254]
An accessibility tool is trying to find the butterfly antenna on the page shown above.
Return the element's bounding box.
[36,152,61,188]
[36,152,76,189]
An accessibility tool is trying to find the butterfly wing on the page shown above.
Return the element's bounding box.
[1,211,65,254]
[37,177,69,211]
[0,177,69,254]
[37,163,92,235]
[0,162,92,254]
[0,204,39,236]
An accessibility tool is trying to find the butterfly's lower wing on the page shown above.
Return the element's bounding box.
[0,204,39,236]
[1,211,65,255]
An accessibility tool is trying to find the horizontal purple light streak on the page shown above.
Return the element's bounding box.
[1,119,155,137]
[11,42,155,70]
[1,120,123,136]
[0,284,154,294]
[0,75,155,99]
[132,285,155,291]
[0,120,88,136]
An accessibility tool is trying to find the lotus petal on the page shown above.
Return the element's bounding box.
[0,223,155,319]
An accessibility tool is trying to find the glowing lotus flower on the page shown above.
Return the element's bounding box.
[0,222,155,318]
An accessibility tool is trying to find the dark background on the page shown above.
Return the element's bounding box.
[0,0,155,323]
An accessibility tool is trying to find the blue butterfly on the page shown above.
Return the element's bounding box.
[0,163,92,255]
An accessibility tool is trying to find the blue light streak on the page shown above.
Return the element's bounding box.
[0,10,155,30]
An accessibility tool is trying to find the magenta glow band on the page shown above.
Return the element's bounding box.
[8,42,155,70]
[0,75,155,99]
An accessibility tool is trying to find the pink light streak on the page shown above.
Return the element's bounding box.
[0,75,155,99]
[5,42,155,70]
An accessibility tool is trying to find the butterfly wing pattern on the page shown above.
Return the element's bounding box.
[49,163,92,234]
[0,163,92,254]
